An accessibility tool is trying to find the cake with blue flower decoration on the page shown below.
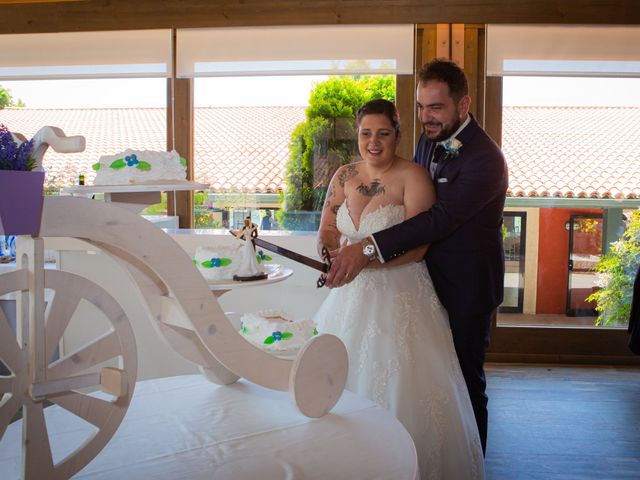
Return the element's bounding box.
[92,149,187,185]
[239,310,318,355]
[193,244,244,281]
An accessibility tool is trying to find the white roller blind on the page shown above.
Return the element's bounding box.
[0,30,172,80]
[487,25,640,77]
[176,25,414,77]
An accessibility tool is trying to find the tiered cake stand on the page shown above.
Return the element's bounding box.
[0,196,347,480]
[62,181,210,213]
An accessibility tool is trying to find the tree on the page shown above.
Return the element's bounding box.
[0,85,25,109]
[587,209,640,326]
[278,75,395,230]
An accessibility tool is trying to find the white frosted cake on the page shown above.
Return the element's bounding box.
[92,149,186,185]
[239,310,318,355]
[193,244,243,281]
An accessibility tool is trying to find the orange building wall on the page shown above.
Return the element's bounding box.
[535,207,602,314]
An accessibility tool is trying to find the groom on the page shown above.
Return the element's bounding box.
[326,59,508,453]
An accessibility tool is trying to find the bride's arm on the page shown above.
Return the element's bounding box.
[316,165,350,257]
[366,164,435,269]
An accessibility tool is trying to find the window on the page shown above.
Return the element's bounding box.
[488,25,640,328]
[0,30,171,194]
[179,25,411,231]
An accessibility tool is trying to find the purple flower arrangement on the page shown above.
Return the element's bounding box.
[0,124,35,171]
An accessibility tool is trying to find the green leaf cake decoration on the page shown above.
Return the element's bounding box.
[109,159,126,170]
[256,250,272,263]
[264,331,293,344]
[201,257,232,268]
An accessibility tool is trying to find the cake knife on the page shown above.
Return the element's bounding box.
[229,230,332,287]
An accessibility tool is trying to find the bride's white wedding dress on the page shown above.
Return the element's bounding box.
[314,203,484,480]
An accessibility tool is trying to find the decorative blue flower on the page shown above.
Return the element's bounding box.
[264,330,293,344]
[256,250,272,263]
[125,154,139,167]
[201,257,231,268]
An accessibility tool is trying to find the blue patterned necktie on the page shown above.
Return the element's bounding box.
[429,144,445,178]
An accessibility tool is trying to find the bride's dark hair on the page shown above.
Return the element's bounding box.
[356,99,401,137]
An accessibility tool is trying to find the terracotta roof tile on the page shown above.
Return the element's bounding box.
[0,106,305,193]
[1,106,638,199]
[503,106,640,199]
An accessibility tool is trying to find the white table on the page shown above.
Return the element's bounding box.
[1,375,418,480]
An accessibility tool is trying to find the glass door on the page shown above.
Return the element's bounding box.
[566,215,602,317]
[500,212,526,313]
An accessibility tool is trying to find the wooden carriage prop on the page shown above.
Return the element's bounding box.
[0,128,348,479]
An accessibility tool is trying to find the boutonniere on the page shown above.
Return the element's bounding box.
[442,138,463,158]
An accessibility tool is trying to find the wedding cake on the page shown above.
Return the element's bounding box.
[92,149,187,185]
[193,244,243,281]
[239,310,318,355]
[194,238,270,282]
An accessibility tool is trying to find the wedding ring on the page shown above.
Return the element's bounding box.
[345,272,351,281]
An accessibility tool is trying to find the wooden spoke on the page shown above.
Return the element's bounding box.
[44,286,82,364]
[50,391,116,428]
[31,372,100,400]
[0,394,21,439]
[47,331,120,381]
[0,313,22,374]
[23,402,55,478]
[0,376,15,394]
[0,268,28,293]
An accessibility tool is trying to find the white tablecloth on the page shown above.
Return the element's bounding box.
[1,375,419,479]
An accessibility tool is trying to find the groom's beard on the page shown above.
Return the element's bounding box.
[423,114,463,143]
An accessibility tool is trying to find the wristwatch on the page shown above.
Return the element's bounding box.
[361,237,378,262]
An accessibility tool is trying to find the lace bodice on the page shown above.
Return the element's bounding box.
[337,203,405,242]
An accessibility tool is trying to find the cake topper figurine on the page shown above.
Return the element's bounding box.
[235,216,259,246]
[233,216,268,281]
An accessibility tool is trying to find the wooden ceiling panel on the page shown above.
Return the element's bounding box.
[0,0,639,35]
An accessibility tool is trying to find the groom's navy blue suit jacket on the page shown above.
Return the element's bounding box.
[373,115,508,317]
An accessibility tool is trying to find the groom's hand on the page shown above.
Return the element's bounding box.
[325,241,369,288]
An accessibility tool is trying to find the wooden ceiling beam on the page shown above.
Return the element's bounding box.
[1,0,639,35]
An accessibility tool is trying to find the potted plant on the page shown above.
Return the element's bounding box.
[0,123,44,236]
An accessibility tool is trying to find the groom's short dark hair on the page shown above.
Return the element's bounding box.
[418,59,468,102]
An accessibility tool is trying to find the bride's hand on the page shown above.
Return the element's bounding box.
[327,239,349,259]
[325,240,369,288]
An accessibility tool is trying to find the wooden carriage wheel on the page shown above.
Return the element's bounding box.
[0,267,137,480]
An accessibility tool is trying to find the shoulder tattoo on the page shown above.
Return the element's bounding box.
[326,183,336,200]
[338,164,358,187]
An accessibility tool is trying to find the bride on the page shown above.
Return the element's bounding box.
[314,99,484,479]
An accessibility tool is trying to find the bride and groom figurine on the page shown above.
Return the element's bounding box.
[233,216,268,281]
[315,59,508,479]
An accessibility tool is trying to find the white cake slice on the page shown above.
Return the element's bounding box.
[239,310,318,355]
[92,149,186,185]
